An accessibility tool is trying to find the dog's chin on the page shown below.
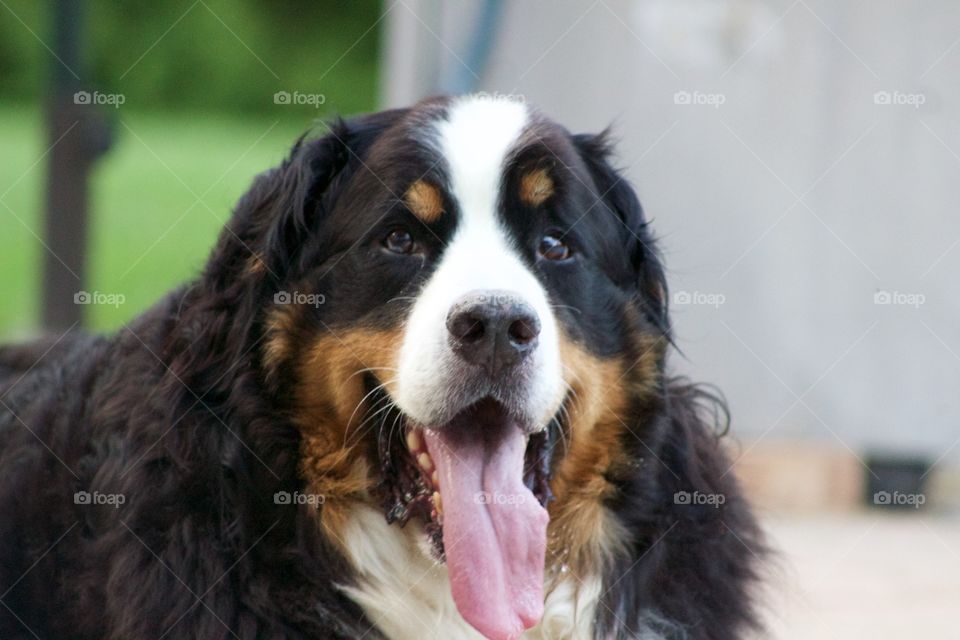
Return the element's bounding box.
[375,388,561,640]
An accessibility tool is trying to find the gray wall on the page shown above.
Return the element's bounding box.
[382,0,960,462]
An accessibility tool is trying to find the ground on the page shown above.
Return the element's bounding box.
[760,511,960,639]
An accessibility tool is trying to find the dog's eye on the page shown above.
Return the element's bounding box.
[384,229,416,254]
[538,234,572,261]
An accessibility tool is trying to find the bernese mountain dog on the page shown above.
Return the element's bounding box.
[0,94,763,640]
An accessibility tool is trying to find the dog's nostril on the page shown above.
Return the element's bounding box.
[449,314,485,343]
[508,318,539,345]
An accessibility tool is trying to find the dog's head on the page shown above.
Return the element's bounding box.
[216,95,669,639]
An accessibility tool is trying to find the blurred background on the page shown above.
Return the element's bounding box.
[1,1,958,637]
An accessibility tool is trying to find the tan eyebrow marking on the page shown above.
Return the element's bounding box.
[519,167,554,207]
[404,179,444,223]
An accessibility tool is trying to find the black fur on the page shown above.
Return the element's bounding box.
[0,100,762,639]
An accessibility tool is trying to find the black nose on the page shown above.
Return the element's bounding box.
[446,290,541,376]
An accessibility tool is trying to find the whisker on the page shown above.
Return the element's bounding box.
[349,398,399,449]
[342,378,396,447]
[549,304,582,315]
[346,366,398,383]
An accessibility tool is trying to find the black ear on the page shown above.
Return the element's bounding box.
[572,131,669,333]
[204,108,407,291]
[167,110,406,396]
[597,378,765,638]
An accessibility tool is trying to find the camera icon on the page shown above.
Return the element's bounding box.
[273,91,291,105]
[74,291,91,304]
[273,291,292,305]
[673,91,692,105]
[474,491,491,504]
[673,291,692,305]
[873,290,892,305]
[674,491,691,505]
[274,491,291,505]
[873,91,892,105]
[873,491,892,505]
[73,91,91,105]
[74,490,91,504]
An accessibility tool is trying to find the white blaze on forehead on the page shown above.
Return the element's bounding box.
[393,95,565,428]
[436,95,528,218]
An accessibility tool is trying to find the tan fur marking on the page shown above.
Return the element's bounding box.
[291,328,403,554]
[519,167,554,207]
[547,337,629,572]
[546,331,666,575]
[245,252,267,276]
[404,179,444,223]
[262,304,301,374]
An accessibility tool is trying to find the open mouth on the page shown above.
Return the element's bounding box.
[375,390,560,640]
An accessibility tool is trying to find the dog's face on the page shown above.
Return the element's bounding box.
[251,95,667,640]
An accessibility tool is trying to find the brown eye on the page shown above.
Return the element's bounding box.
[538,234,571,261]
[384,229,416,254]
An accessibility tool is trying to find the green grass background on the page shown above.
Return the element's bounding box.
[0,0,381,339]
[0,104,314,336]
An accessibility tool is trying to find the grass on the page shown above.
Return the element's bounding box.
[0,104,317,337]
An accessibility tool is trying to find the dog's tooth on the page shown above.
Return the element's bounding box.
[431,470,439,487]
[433,491,442,514]
[406,429,422,452]
[417,452,434,472]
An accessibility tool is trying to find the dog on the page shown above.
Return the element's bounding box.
[0,94,763,640]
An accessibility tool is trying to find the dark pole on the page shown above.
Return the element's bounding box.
[42,0,111,331]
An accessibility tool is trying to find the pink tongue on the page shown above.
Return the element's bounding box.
[423,422,548,640]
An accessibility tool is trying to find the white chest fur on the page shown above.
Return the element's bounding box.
[336,505,601,640]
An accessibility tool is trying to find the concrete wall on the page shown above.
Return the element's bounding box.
[382,0,960,463]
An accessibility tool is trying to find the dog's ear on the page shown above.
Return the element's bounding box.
[597,378,764,637]
[572,131,669,333]
[204,109,406,290]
